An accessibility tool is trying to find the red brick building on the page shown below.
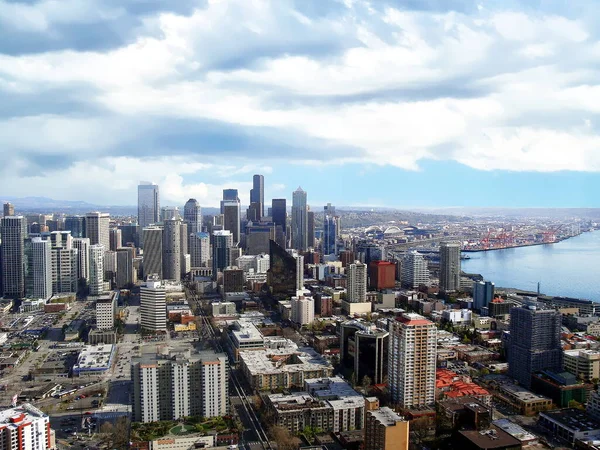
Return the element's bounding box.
[368,261,396,290]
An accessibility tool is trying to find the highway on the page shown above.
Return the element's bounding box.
[185,285,273,450]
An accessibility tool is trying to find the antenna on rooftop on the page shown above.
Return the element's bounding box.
[537,282,541,295]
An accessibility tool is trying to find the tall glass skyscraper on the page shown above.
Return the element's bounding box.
[291,187,308,251]
[250,174,264,219]
[184,199,202,234]
[138,182,160,228]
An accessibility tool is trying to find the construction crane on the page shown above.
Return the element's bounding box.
[542,224,563,243]
[481,230,492,250]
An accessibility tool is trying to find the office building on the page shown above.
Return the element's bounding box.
[189,232,210,268]
[212,230,233,279]
[400,251,429,288]
[245,223,276,255]
[307,210,315,249]
[162,219,181,281]
[347,261,367,303]
[222,200,241,246]
[388,313,437,409]
[271,199,286,230]
[96,292,117,330]
[364,407,409,450]
[291,291,314,326]
[369,261,396,290]
[223,267,245,293]
[179,222,189,277]
[49,231,77,294]
[109,228,122,251]
[132,348,228,422]
[1,216,26,298]
[268,240,301,295]
[118,222,140,248]
[64,215,85,238]
[355,242,386,265]
[323,215,338,256]
[439,241,461,291]
[142,226,163,279]
[116,248,135,288]
[236,254,270,274]
[507,303,563,389]
[250,174,264,220]
[138,182,160,229]
[0,403,53,450]
[140,278,167,332]
[183,198,202,234]
[31,237,52,299]
[85,212,110,250]
[103,250,117,286]
[89,244,105,295]
[72,238,90,282]
[2,202,14,217]
[473,281,495,311]
[291,187,308,251]
[340,321,389,385]
[161,206,180,221]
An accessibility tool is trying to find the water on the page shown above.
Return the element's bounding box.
[461,230,600,301]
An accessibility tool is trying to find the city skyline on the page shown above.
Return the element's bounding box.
[1,1,600,208]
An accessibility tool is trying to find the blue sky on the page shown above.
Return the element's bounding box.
[1,0,600,208]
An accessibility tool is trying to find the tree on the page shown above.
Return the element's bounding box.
[270,425,297,450]
[361,375,373,393]
[349,371,357,388]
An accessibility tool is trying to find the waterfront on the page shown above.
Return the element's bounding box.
[461,230,600,302]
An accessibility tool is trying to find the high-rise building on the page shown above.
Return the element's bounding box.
[347,261,367,303]
[109,228,122,251]
[323,215,337,256]
[364,407,409,450]
[3,202,14,217]
[161,206,180,222]
[116,248,135,288]
[439,241,461,291]
[183,199,202,235]
[31,237,52,299]
[473,281,495,311]
[132,348,228,423]
[64,215,85,238]
[295,252,304,292]
[223,267,245,293]
[355,242,386,265]
[96,292,116,330]
[400,251,429,288]
[291,291,314,326]
[507,303,563,389]
[271,199,286,229]
[48,231,78,294]
[142,226,163,279]
[89,244,105,295]
[250,174,264,220]
[222,200,241,246]
[268,239,301,295]
[118,223,140,248]
[189,232,210,268]
[138,182,160,229]
[85,212,110,250]
[103,250,117,287]
[1,216,26,298]
[0,404,53,450]
[291,187,308,251]
[340,321,389,385]
[307,210,315,249]
[245,223,276,255]
[212,230,233,279]
[388,313,437,409]
[179,222,189,278]
[72,237,90,283]
[162,219,181,281]
[369,261,396,290]
[140,278,166,331]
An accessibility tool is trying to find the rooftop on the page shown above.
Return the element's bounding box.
[500,383,551,403]
[368,407,406,427]
[459,426,521,449]
[0,404,47,427]
[240,346,332,375]
[541,408,600,432]
[493,419,537,442]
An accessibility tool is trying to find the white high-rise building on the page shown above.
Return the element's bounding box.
[0,403,53,450]
[162,219,181,281]
[388,313,437,409]
[85,212,110,250]
[89,244,105,295]
[132,349,228,423]
[236,254,270,274]
[291,187,308,251]
[401,251,430,288]
[347,261,367,303]
[294,252,304,291]
[291,291,314,326]
[189,232,210,268]
[138,182,160,229]
[439,241,461,291]
[49,231,77,294]
[31,237,52,299]
[73,237,90,282]
[142,226,163,279]
[96,292,116,330]
[140,278,166,331]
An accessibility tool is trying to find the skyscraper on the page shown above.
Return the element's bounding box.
[1,216,26,298]
[323,215,337,255]
[89,244,105,295]
[507,303,563,389]
[179,222,189,277]
[138,182,160,228]
[142,226,163,279]
[64,216,85,238]
[307,210,315,249]
[347,261,367,303]
[116,247,135,288]
[85,212,110,250]
[473,281,495,311]
[140,277,166,331]
[72,238,90,282]
[3,202,14,217]
[222,200,241,246]
[271,199,286,229]
[31,237,52,299]
[183,199,202,234]
[189,232,210,268]
[439,241,461,291]
[109,228,122,251]
[250,174,264,220]
[291,187,308,251]
[388,313,437,409]
[212,230,233,279]
[49,231,77,294]
[400,251,430,288]
[162,219,181,281]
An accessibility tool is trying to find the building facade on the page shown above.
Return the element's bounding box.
[291,187,308,251]
[162,219,181,281]
[138,182,160,229]
[439,241,461,291]
[89,244,105,295]
[140,279,167,332]
[1,216,26,298]
[347,262,367,303]
[401,251,429,289]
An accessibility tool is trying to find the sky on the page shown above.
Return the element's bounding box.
[1,0,600,208]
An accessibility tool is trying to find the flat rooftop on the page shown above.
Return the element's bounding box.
[459,426,521,449]
[500,383,551,402]
[493,419,537,442]
[240,346,332,375]
[541,408,600,432]
[368,407,405,427]
[72,344,115,373]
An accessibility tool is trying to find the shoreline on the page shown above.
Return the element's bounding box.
[462,233,584,253]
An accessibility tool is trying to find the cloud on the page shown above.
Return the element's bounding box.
[1,0,600,205]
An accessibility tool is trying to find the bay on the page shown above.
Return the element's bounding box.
[461,230,600,302]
